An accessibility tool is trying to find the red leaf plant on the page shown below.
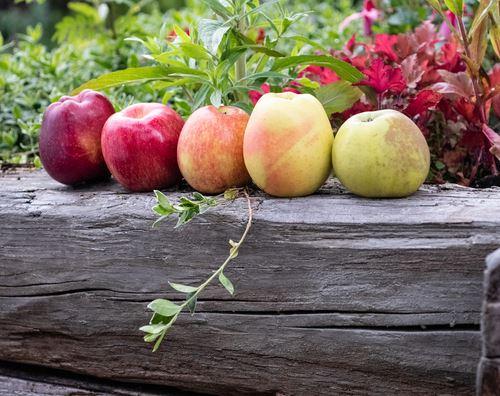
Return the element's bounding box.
[328,22,500,185]
[247,21,499,185]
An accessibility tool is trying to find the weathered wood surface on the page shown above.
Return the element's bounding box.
[1,169,500,395]
[478,249,500,395]
[0,361,193,395]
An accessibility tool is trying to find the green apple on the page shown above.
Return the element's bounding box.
[332,109,430,198]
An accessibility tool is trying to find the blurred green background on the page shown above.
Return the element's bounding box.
[0,0,441,166]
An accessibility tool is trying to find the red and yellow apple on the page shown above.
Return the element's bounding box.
[332,109,430,198]
[101,103,184,192]
[39,89,114,185]
[243,92,334,197]
[177,105,251,194]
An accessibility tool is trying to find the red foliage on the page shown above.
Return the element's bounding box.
[246,21,499,184]
[356,58,406,94]
[326,23,499,185]
[404,90,442,118]
[298,65,339,85]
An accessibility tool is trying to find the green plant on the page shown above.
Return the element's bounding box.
[141,188,249,351]
[0,1,165,166]
[73,0,363,113]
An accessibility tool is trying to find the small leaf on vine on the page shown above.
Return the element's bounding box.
[219,271,235,295]
[152,191,218,227]
[148,299,182,316]
[223,188,239,200]
[186,291,197,315]
[169,282,199,293]
[142,189,253,351]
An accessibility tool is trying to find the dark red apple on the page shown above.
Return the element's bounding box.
[101,103,184,192]
[39,89,115,185]
[177,105,251,194]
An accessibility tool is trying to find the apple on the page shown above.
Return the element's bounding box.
[177,105,251,194]
[243,92,334,197]
[332,109,430,198]
[101,103,184,192]
[39,89,115,185]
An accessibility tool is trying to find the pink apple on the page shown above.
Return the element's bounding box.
[177,105,251,194]
[101,103,184,192]
[39,89,115,185]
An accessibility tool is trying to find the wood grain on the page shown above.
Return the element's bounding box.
[478,249,500,395]
[1,169,500,395]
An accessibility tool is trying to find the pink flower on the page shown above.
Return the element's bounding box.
[248,83,270,105]
[339,0,380,37]
[438,11,458,39]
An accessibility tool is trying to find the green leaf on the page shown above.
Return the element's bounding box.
[271,55,364,83]
[210,89,223,107]
[202,0,231,18]
[315,81,363,115]
[223,188,239,200]
[150,312,175,325]
[219,271,234,295]
[173,25,190,43]
[443,0,463,16]
[469,0,497,38]
[426,0,443,13]
[295,77,320,89]
[233,44,285,58]
[169,282,198,293]
[139,324,168,334]
[71,66,169,94]
[435,161,446,170]
[154,190,170,208]
[68,2,101,22]
[186,291,197,314]
[284,35,328,52]
[33,156,42,169]
[178,43,212,60]
[192,83,212,110]
[147,299,181,317]
[152,331,167,352]
[199,19,232,55]
[144,333,161,343]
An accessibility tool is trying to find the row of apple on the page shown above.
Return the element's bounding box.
[39,89,430,198]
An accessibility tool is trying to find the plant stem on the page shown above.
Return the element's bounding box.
[456,16,487,124]
[181,189,253,309]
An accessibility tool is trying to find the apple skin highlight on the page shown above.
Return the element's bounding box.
[332,109,430,198]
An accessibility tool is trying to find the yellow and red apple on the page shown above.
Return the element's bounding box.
[177,105,251,194]
[243,92,334,197]
[332,109,430,198]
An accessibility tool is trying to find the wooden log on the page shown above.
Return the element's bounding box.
[0,361,192,395]
[1,169,500,395]
[477,249,500,395]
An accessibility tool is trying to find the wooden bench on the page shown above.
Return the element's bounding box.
[1,169,500,395]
